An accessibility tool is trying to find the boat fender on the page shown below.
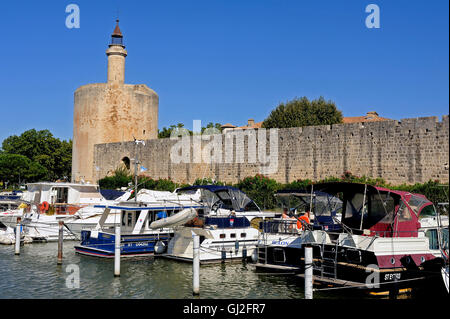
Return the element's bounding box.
[40,201,49,213]
[251,249,258,263]
[154,241,167,254]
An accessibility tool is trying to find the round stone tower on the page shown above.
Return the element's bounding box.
[72,20,158,183]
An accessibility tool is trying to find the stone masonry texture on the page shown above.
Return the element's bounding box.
[93,115,449,186]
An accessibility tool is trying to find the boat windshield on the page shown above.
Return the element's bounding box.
[275,191,342,217]
[419,204,437,218]
[342,191,398,229]
[194,188,259,212]
[408,194,431,216]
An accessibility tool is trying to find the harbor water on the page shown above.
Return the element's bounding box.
[1,241,320,299]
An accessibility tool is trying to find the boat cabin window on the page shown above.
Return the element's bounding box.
[230,233,236,238]
[54,187,69,204]
[425,228,447,251]
[242,201,259,212]
[240,233,246,238]
[32,191,42,205]
[396,202,412,221]
[121,210,138,231]
[408,195,429,216]
[220,234,226,239]
[0,203,17,211]
[418,205,436,218]
[425,229,439,250]
[342,192,398,229]
[369,193,396,224]
[215,191,234,210]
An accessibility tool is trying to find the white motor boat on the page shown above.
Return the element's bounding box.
[0,182,132,242]
[164,185,279,263]
[65,188,202,235]
[74,194,204,258]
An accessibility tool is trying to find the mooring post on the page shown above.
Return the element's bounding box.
[304,246,313,299]
[57,221,64,265]
[14,217,21,255]
[114,225,121,277]
[192,234,200,296]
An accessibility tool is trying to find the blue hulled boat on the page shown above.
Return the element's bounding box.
[75,200,203,258]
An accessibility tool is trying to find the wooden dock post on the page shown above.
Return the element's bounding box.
[304,246,313,299]
[114,225,121,277]
[14,217,21,255]
[192,234,200,295]
[57,221,64,265]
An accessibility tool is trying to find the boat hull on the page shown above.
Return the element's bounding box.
[165,225,260,263]
[256,243,444,293]
[75,230,172,258]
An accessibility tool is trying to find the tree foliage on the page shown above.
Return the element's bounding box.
[158,122,223,138]
[98,169,448,213]
[0,153,47,186]
[262,96,343,129]
[0,129,72,186]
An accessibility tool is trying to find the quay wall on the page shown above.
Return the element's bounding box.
[93,115,449,185]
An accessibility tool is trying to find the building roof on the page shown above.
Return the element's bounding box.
[342,111,390,124]
[221,123,236,129]
[221,111,390,130]
[112,19,123,37]
[235,121,263,130]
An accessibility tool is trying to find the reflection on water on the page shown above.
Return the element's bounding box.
[1,242,308,299]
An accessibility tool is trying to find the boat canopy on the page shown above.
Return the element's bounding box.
[275,189,343,230]
[275,189,343,216]
[176,185,260,212]
[306,182,435,237]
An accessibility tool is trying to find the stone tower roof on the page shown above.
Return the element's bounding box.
[112,19,123,37]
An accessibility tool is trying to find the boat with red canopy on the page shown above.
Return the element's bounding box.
[256,182,448,296]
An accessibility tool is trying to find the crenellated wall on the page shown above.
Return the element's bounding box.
[93,115,449,186]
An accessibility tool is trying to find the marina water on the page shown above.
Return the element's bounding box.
[1,241,314,299]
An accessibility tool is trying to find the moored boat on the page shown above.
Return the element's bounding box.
[74,198,203,258]
[164,185,279,263]
[0,182,132,242]
[255,182,448,296]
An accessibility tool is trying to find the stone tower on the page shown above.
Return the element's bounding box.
[72,20,158,183]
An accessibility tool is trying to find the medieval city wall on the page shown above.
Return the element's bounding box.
[93,115,449,186]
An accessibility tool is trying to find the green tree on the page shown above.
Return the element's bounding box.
[158,122,223,138]
[0,153,47,186]
[262,96,343,129]
[1,129,72,181]
[201,122,223,134]
[158,123,189,138]
[235,174,281,209]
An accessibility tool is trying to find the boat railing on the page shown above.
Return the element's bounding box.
[260,219,299,235]
[363,229,425,238]
[50,203,82,215]
[260,219,440,239]
[205,216,250,229]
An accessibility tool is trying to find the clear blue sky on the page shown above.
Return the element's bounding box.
[0,0,448,143]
